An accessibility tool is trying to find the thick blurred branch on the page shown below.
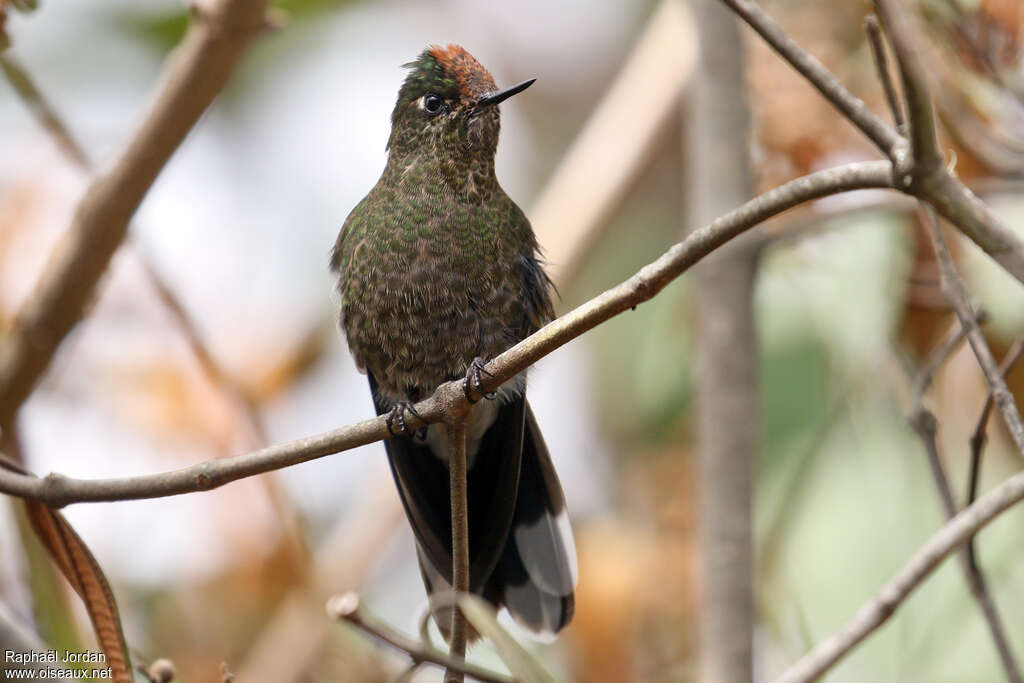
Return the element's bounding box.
[326,593,512,683]
[531,0,696,289]
[0,0,268,430]
[0,45,271,447]
[0,161,894,507]
[776,466,1024,683]
[686,1,757,682]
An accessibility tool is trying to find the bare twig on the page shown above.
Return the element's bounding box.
[720,0,902,156]
[911,315,977,401]
[445,420,469,683]
[0,0,268,429]
[0,161,895,507]
[908,407,1022,683]
[864,15,906,132]
[530,0,697,288]
[0,54,89,166]
[873,0,943,170]
[922,209,1024,456]
[966,338,1024,566]
[326,593,512,683]
[720,0,1024,285]
[775,465,1024,683]
[891,12,1024,662]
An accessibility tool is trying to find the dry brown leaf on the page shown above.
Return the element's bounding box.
[23,501,133,683]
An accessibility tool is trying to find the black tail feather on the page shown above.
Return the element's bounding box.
[370,373,575,638]
[485,404,576,634]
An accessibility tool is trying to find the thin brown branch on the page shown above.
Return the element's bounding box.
[531,0,696,290]
[0,0,268,429]
[874,0,943,170]
[0,161,895,507]
[326,593,512,683]
[911,315,975,402]
[720,0,1024,285]
[920,214,1024,682]
[907,406,1022,683]
[0,53,90,167]
[966,338,1024,568]
[864,15,906,132]
[720,0,902,156]
[775,465,1024,683]
[923,210,1024,456]
[920,170,1024,283]
[445,420,469,683]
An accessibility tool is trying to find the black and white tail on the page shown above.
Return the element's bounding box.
[370,374,576,639]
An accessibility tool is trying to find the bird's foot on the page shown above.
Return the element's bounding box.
[463,357,497,404]
[385,400,425,437]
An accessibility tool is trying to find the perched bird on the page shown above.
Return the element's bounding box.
[330,45,576,638]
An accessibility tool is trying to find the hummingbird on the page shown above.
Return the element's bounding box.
[330,45,576,638]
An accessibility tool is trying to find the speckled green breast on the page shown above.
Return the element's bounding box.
[333,159,548,404]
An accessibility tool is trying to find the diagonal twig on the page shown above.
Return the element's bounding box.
[922,210,1024,456]
[721,0,902,156]
[775,465,1024,683]
[0,53,90,167]
[908,347,1022,683]
[864,14,906,132]
[910,314,982,401]
[873,0,943,171]
[326,593,511,683]
[966,337,1024,562]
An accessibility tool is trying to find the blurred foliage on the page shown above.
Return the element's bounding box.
[112,0,360,53]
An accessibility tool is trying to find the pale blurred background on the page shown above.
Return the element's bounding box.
[2,0,1024,681]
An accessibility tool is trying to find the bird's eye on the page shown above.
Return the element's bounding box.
[423,93,444,115]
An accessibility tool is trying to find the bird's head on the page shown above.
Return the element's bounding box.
[387,45,534,161]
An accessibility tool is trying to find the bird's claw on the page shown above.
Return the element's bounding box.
[463,357,497,404]
[386,401,424,437]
